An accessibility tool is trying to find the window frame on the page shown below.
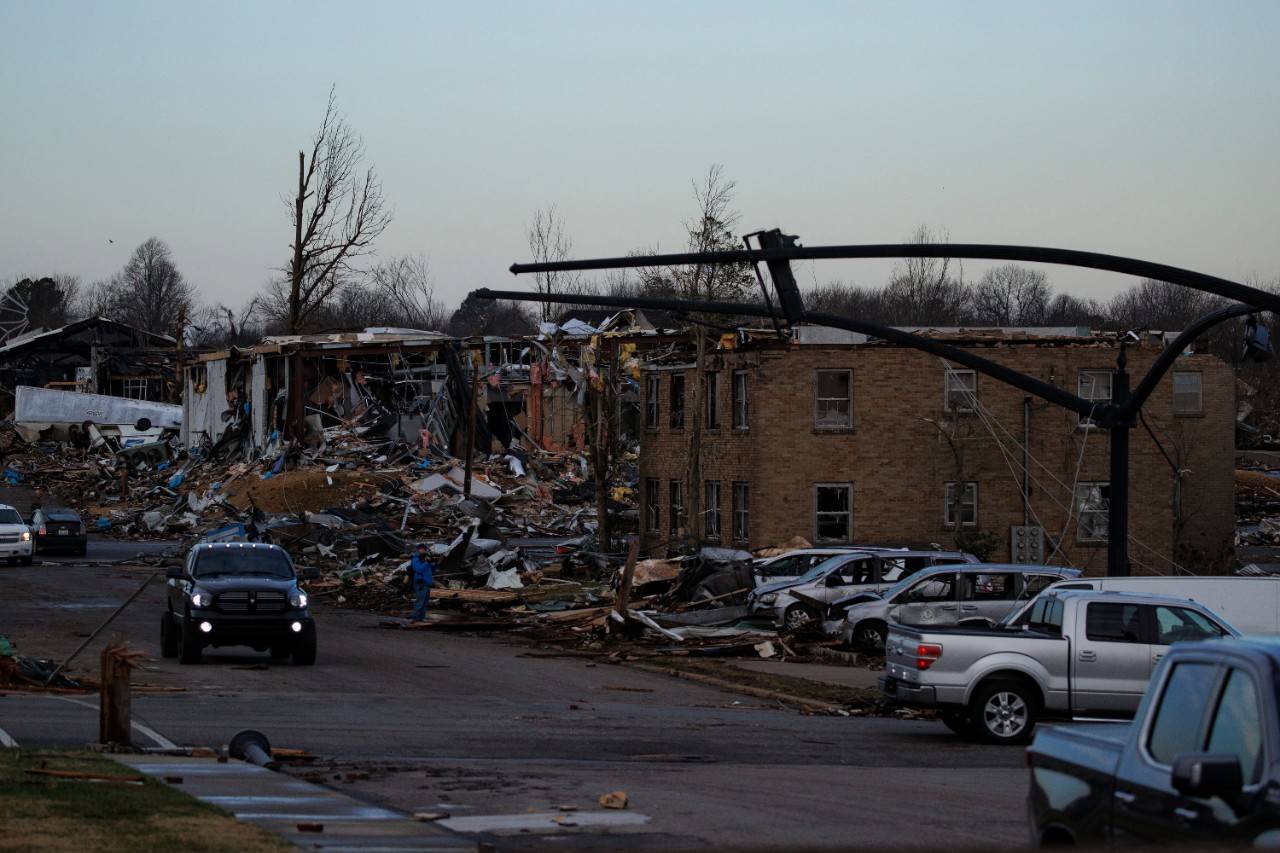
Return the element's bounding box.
[943,369,977,413]
[732,481,749,544]
[731,369,749,431]
[668,480,684,535]
[943,481,978,528]
[1077,369,1113,427]
[1172,370,1203,416]
[703,480,721,542]
[704,371,720,430]
[644,375,660,430]
[813,482,853,544]
[1075,481,1110,543]
[813,369,853,431]
[644,477,660,533]
[669,372,686,430]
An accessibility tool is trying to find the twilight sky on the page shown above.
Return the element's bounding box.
[2,0,1277,317]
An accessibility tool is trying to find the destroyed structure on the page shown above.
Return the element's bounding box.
[0,317,178,412]
[639,326,1236,574]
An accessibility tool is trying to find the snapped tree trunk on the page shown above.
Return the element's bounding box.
[290,151,306,333]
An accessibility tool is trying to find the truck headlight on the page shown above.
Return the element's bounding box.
[20,530,30,542]
[758,593,777,605]
[190,590,211,608]
[289,590,308,608]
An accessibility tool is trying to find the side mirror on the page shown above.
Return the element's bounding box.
[165,566,185,580]
[298,567,321,581]
[1171,753,1243,799]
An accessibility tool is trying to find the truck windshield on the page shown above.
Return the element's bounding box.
[0,509,24,525]
[193,549,293,579]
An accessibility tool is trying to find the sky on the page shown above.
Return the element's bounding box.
[2,0,1278,317]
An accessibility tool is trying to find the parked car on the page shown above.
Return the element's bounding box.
[1027,637,1280,846]
[31,507,87,556]
[1003,574,1280,635]
[162,542,318,665]
[752,548,865,587]
[840,564,1080,649]
[749,549,977,630]
[0,503,33,565]
[879,589,1237,744]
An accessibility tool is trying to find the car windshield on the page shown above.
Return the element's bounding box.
[193,549,293,579]
[795,554,853,584]
[0,509,24,525]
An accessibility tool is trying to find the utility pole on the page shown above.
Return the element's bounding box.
[174,306,187,405]
[1107,346,1132,577]
[463,352,478,498]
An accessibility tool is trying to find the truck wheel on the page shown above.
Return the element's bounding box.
[941,710,974,737]
[269,645,290,661]
[160,613,179,659]
[177,618,203,665]
[783,605,815,631]
[292,624,317,666]
[970,681,1037,745]
[855,620,888,651]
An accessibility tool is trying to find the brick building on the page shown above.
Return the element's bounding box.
[638,329,1235,574]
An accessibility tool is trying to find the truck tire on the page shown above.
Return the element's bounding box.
[292,624,317,666]
[178,618,203,665]
[854,620,888,651]
[941,710,974,738]
[160,613,179,659]
[970,680,1037,745]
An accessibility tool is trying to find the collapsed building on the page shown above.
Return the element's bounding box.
[639,326,1236,574]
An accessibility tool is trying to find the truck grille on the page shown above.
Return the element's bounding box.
[0,534,19,544]
[216,590,288,613]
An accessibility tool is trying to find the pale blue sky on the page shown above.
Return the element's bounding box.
[3,1,1277,313]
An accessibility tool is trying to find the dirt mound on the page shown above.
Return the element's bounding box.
[223,469,398,514]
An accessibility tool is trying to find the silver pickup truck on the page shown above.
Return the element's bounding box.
[879,590,1237,744]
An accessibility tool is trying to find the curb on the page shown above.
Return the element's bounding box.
[625,661,852,714]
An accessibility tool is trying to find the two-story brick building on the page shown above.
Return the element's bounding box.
[638,327,1235,574]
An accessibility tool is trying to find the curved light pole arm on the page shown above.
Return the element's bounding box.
[1124,303,1258,417]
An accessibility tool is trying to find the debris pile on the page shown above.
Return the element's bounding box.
[1236,466,1280,547]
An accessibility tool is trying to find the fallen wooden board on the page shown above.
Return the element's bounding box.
[24,769,145,784]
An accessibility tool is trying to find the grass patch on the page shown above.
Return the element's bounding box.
[0,749,291,853]
[645,658,884,708]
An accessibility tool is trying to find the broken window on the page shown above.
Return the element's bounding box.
[704,371,720,429]
[732,369,749,430]
[944,481,978,527]
[645,375,660,429]
[669,480,684,535]
[703,480,721,542]
[1075,482,1110,542]
[645,477,660,533]
[1173,371,1202,415]
[122,377,149,400]
[814,483,852,543]
[944,369,976,413]
[732,481,749,543]
[1078,370,1113,427]
[814,369,852,429]
[669,373,686,429]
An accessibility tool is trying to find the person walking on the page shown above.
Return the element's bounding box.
[409,543,435,622]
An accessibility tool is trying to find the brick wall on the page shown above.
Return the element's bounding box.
[638,339,1235,575]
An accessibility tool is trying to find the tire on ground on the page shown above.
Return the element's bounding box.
[178,617,203,665]
[969,679,1038,745]
[292,623,317,666]
[160,613,179,659]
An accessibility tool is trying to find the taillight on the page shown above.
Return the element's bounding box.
[38,526,46,536]
[555,545,571,555]
[916,643,942,670]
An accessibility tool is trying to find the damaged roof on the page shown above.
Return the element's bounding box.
[0,316,176,358]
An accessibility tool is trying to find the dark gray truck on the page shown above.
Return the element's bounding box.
[1027,637,1280,846]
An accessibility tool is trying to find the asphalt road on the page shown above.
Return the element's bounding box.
[0,550,1031,850]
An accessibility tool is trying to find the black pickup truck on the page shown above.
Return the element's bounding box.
[1026,637,1280,846]
[161,542,317,666]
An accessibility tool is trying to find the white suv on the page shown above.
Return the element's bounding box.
[0,503,33,565]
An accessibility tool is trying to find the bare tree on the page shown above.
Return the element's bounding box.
[526,206,580,322]
[1044,292,1107,327]
[2,274,80,332]
[881,225,971,325]
[971,264,1052,326]
[1106,278,1225,331]
[85,238,194,334]
[285,87,391,333]
[367,255,447,330]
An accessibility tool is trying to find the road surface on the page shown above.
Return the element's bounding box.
[0,549,1030,850]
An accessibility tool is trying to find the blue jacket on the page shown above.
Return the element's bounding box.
[410,553,435,586]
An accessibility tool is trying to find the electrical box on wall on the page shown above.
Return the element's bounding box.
[1011,525,1045,563]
